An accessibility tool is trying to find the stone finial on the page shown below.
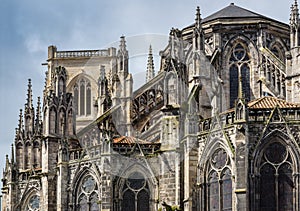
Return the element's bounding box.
[146,45,155,83]
[290,0,299,24]
[195,6,202,27]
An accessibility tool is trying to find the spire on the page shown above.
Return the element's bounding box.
[146,45,155,83]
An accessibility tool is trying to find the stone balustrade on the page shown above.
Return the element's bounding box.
[55,49,109,58]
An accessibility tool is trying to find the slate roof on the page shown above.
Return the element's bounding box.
[248,97,300,109]
[202,3,269,23]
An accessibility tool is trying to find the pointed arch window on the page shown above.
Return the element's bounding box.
[73,77,92,116]
[271,45,285,62]
[258,142,294,211]
[25,194,40,211]
[205,148,232,211]
[121,172,150,211]
[76,175,100,211]
[229,43,251,107]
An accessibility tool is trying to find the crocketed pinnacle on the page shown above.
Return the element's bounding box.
[25,79,33,110]
[146,45,155,83]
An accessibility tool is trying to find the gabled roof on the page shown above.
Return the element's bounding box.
[248,97,300,109]
[202,3,268,23]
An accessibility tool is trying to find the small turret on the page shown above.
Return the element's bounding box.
[146,45,155,82]
[117,36,129,77]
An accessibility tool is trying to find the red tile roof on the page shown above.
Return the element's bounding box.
[248,97,300,109]
[113,136,155,145]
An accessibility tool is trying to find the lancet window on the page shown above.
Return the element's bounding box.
[73,78,92,116]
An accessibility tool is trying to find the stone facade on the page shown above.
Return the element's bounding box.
[2,1,300,211]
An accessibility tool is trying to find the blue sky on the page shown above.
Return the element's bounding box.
[0,0,291,176]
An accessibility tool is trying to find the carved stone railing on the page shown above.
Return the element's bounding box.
[55,49,109,58]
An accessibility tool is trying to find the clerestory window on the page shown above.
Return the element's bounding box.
[229,43,251,108]
[73,78,92,116]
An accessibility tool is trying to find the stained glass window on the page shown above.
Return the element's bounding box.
[121,172,150,211]
[26,195,40,211]
[206,148,232,211]
[86,83,91,115]
[80,79,85,116]
[78,195,88,211]
[229,64,238,108]
[82,176,95,193]
[260,164,276,210]
[74,84,79,115]
[76,175,99,211]
[222,169,232,211]
[241,64,250,102]
[209,171,219,211]
[211,148,227,169]
[278,163,293,211]
[229,43,251,108]
[259,142,294,211]
[122,190,135,211]
[73,78,92,116]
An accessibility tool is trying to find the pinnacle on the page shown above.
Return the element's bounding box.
[26,78,33,109]
[146,45,155,83]
[195,6,201,23]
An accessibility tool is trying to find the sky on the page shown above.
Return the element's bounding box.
[0,0,292,179]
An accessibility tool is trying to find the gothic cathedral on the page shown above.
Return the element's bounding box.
[2,2,300,211]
